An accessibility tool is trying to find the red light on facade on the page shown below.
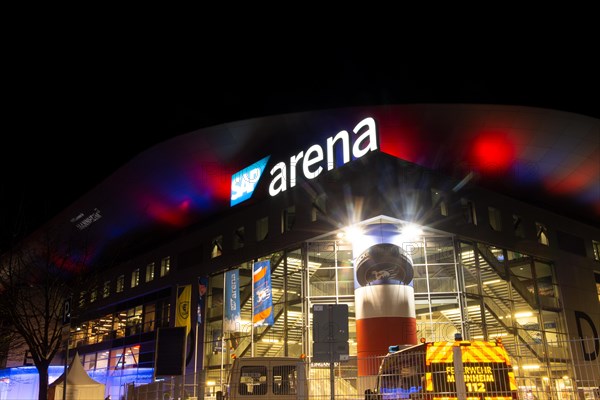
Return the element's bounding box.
[146,200,187,227]
[179,199,191,210]
[376,115,426,164]
[544,156,599,196]
[471,133,515,173]
[197,164,234,201]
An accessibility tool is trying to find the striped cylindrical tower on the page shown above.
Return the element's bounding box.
[353,223,417,376]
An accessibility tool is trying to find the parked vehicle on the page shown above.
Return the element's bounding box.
[367,336,519,400]
[217,356,308,400]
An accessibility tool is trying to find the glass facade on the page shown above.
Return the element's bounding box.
[70,299,169,347]
[201,219,572,392]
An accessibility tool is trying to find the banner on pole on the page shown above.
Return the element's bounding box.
[224,269,241,332]
[176,285,192,335]
[253,260,274,327]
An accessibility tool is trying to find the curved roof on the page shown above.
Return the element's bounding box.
[41,104,599,264]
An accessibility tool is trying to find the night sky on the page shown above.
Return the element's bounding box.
[2,39,599,252]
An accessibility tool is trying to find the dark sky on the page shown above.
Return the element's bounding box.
[1,39,599,251]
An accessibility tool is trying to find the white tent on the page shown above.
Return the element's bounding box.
[48,351,106,400]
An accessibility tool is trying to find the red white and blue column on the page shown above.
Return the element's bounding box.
[353,223,417,376]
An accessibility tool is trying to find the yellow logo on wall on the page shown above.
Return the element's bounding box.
[178,301,189,319]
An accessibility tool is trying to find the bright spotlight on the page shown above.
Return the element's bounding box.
[401,223,423,240]
[344,225,364,244]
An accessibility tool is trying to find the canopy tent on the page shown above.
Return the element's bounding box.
[48,351,106,400]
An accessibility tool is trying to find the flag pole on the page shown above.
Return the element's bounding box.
[181,285,188,400]
[175,284,193,398]
[251,262,255,357]
[193,280,199,399]
[220,273,226,389]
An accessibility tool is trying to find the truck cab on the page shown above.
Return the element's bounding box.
[369,337,518,400]
[217,357,308,400]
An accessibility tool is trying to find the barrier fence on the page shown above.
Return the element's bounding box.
[125,337,600,400]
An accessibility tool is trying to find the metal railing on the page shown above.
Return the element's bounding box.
[123,337,600,400]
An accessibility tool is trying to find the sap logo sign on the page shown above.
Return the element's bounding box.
[269,117,378,196]
[230,156,270,206]
[230,117,378,206]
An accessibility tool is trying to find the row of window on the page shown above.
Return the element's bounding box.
[210,200,323,259]
[82,345,141,371]
[130,256,171,289]
[82,186,599,309]
[70,299,170,347]
[213,188,599,266]
[81,257,171,306]
[432,189,599,260]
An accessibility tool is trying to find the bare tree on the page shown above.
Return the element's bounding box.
[0,227,89,400]
[0,315,25,368]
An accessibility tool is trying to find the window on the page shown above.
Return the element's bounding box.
[431,189,448,216]
[156,299,170,328]
[461,198,477,225]
[239,365,267,395]
[256,217,269,241]
[273,365,298,395]
[143,303,156,333]
[488,206,502,231]
[595,272,600,302]
[311,194,327,222]
[131,269,140,288]
[116,275,125,293]
[126,305,143,336]
[90,287,97,303]
[110,346,139,370]
[103,281,111,298]
[233,226,245,250]
[145,262,155,282]
[536,222,549,245]
[83,353,97,370]
[95,351,109,371]
[211,235,223,258]
[160,256,170,277]
[78,291,86,308]
[281,206,296,233]
[593,240,600,261]
[513,214,524,238]
[114,311,127,338]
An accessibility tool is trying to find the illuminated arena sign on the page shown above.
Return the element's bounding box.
[230,117,378,206]
[230,156,271,206]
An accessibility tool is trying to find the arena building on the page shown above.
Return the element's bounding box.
[1,104,599,399]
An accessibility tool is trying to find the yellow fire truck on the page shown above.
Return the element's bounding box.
[369,336,519,400]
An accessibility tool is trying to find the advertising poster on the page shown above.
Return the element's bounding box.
[253,260,274,327]
[224,269,241,332]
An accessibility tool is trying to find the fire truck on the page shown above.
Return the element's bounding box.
[368,335,519,400]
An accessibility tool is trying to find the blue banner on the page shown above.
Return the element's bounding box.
[253,260,274,327]
[224,269,241,332]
